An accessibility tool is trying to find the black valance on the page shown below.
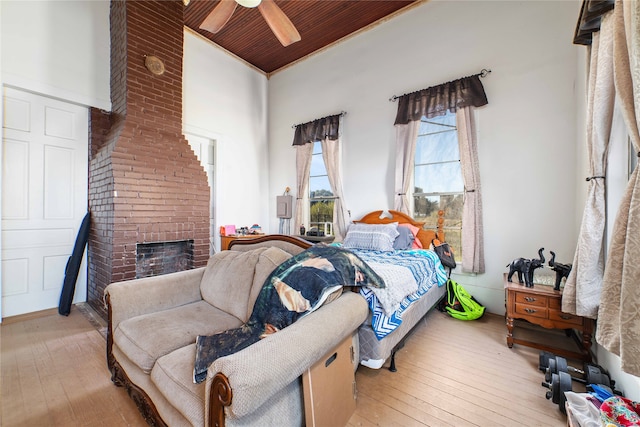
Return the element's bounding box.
[292,114,341,146]
[573,0,614,45]
[394,74,488,125]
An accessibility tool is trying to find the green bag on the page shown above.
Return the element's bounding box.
[443,279,485,321]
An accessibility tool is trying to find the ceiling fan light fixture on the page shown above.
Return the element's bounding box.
[200,0,299,46]
[236,0,261,8]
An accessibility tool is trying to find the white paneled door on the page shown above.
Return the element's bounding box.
[2,87,88,318]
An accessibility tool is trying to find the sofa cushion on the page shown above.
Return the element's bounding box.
[114,300,243,374]
[200,247,291,322]
[200,248,267,320]
[246,247,293,320]
[151,344,205,427]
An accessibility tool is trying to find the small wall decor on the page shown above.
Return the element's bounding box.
[506,247,545,288]
[144,55,165,76]
[548,251,572,291]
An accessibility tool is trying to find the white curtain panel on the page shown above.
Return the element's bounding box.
[393,121,420,214]
[294,143,313,234]
[597,0,640,376]
[321,132,349,241]
[562,12,615,319]
[456,107,485,274]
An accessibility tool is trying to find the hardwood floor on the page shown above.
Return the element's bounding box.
[349,312,571,426]
[0,305,142,427]
[1,304,571,426]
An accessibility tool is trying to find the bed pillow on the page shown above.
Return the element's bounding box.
[343,222,399,251]
[400,223,424,249]
[393,224,415,250]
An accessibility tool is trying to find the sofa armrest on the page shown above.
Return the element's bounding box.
[204,291,368,424]
[105,267,205,331]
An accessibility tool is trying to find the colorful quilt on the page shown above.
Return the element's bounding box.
[193,245,384,384]
[351,249,447,340]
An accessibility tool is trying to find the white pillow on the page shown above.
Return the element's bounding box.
[343,222,399,251]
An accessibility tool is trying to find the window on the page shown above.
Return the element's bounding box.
[412,111,463,255]
[309,141,334,236]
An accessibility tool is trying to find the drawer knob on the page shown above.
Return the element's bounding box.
[561,315,572,320]
[525,308,537,313]
[524,297,536,302]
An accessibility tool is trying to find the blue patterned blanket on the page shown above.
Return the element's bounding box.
[351,249,447,340]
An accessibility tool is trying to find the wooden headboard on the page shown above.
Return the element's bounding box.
[353,210,445,248]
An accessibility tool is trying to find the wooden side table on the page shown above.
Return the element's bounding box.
[504,274,593,362]
[220,234,265,250]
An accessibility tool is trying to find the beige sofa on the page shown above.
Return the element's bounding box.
[105,235,369,427]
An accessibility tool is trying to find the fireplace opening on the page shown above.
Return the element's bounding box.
[136,240,194,279]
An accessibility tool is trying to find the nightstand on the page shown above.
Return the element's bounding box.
[504,274,593,362]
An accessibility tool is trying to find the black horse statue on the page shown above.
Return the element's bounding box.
[507,248,545,288]
[548,251,572,291]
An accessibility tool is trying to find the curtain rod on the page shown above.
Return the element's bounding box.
[389,68,492,102]
[291,111,347,128]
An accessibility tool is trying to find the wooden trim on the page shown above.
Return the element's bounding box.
[106,292,115,374]
[354,210,418,225]
[209,373,233,427]
[227,234,312,250]
[2,307,58,324]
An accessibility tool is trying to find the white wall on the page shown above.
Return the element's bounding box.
[268,0,582,315]
[0,1,110,110]
[182,30,269,252]
[1,0,110,319]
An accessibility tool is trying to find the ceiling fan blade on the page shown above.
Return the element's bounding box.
[199,0,238,33]
[257,0,301,47]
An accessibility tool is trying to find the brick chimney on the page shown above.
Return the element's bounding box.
[88,0,210,319]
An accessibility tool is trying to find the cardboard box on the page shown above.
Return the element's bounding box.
[302,335,357,427]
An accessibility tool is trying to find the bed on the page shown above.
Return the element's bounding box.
[344,210,448,371]
[228,211,449,372]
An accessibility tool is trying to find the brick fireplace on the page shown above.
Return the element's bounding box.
[136,240,194,279]
[87,0,210,319]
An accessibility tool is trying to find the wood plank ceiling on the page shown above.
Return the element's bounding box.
[184,0,418,75]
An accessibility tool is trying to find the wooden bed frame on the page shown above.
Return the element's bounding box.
[353,209,445,247]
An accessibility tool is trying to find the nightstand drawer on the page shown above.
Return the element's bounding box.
[549,310,583,326]
[515,303,547,319]
[548,298,562,310]
[515,293,547,307]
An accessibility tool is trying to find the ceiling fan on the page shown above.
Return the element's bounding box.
[199,0,301,47]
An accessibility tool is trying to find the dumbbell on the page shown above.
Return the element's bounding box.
[542,372,618,414]
[539,351,556,372]
[543,354,613,388]
[539,352,609,385]
[541,370,572,413]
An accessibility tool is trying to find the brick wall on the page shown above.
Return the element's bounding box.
[88,0,210,319]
